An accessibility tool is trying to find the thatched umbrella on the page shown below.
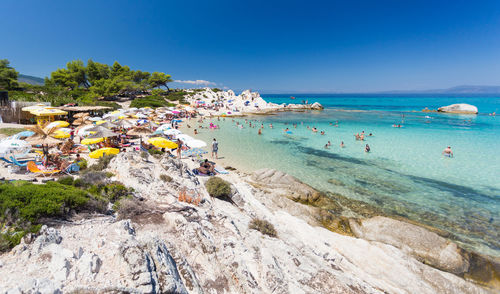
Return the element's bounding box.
[127,126,153,145]
[127,126,153,136]
[86,126,119,139]
[115,119,134,128]
[26,135,63,146]
[24,125,63,155]
[73,112,89,118]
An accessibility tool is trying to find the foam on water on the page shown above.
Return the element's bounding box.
[185,95,500,256]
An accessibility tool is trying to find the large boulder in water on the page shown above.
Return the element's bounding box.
[310,102,324,110]
[438,103,478,114]
[349,216,470,274]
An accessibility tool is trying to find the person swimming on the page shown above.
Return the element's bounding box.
[324,144,329,149]
[442,146,453,157]
[312,127,318,133]
[320,131,325,135]
[258,128,262,135]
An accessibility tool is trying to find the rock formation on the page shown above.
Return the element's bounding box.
[0,154,494,293]
[438,103,478,114]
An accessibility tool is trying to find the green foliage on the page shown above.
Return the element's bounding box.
[0,128,26,136]
[212,88,221,92]
[130,95,170,108]
[151,88,166,96]
[88,182,132,203]
[148,72,172,90]
[87,154,116,171]
[105,172,114,178]
[249,219,277,238]
[77,158,88,170]
[205,177,231,198]
[57,176,74,186]
[0,181,89,224]
[0,59,19,90]
[165,90,189,104]
[160,174,172,182]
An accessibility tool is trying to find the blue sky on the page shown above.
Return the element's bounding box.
[1,0,500,92]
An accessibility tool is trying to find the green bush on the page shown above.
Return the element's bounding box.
[205,177,231,198]
[249,219,277,238]
[105,172,114,178]
[57,176,74,185]
[88,154,115,171]
[160,174,172,182]
[79,171,108,186]
[0,181,93,251]
[77,158,88,170]
[130,95,168,108]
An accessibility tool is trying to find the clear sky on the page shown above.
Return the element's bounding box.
[1,0,500,93]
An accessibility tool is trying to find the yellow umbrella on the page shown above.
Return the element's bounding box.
[148,137,178,149]
[89,147,120,159]
[45,120,70,130]
[52,130,70,139]
[81,137,104,145]
[95,120,107,125]
[30,108,68,116]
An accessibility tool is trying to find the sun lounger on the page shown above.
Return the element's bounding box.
[27,161,60,178]
[214,167,229,174]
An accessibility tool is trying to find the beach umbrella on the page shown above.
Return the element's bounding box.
[45,121,70,129]
[182,148,208,157]
[76,125,96,136]
[52,130,70,139]
[127,127,153,136]
[134,113,149,119]
[88,116,103,122]
[73,112,89,118]
[172,119,182,123]
[21,104,47,111]
[171,110,180,114]
[136,119,148,125]
[147,137,178,149]
[163,129,182,136]
[12,130,35,139]
[114,119,134,128]
[89,147,120,159]
[0,139,31,154]
[95,121,118,129]
[81,137,104,145]
[184,106,195,111]
[156,124,172,132]
[86,129,119,139]
[184,139,207,148]
[26,135,62,146]
[176,134,195,142]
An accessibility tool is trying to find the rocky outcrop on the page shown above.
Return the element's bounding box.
[0,158,493,293]
[349,216,469,274]
[310,102,324,110]
[438,103,478,114]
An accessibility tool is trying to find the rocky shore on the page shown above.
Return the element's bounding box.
[0,152,497,293]
[184,88,323,117]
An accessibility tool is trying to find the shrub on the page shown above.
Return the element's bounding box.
[160,174,172,182]
[130,95,167,108]
[205,177,231,199]
[79,171,108,186]
[0,181,92,251]
[88,154,115,171]
[57,176,74,186]
[116,198,147,220]
[140,151,149,160]
[102,182,132,202]
[105,172,114,178]
[77,158,88,170]
[0,128,26,136]
[249,219,277,238]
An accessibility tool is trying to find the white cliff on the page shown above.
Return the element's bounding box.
[0,153,493,293]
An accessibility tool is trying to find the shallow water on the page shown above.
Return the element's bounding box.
[187,95,500,256]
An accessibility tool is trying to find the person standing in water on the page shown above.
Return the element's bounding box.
[340,141,345,148]
[365,144,370,152]
[258,128,262,135]
[212,138,219,159]
[442,146,453,157]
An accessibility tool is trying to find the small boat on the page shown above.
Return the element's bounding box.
[290,96,295,100]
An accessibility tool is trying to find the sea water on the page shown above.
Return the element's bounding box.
[188,94,500,257]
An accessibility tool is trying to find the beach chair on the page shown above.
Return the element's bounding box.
[62,162,80,176]
[10,156,28,167]
[26,161,61,178]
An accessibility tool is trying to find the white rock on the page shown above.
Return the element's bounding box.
[438,103,478,114]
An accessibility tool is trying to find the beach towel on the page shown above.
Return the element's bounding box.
[214,167,229,174]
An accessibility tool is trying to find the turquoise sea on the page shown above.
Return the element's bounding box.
[189,94,500,257]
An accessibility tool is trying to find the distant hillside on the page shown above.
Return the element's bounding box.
[18,74,44,86]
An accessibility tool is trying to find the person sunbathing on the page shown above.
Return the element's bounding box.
[197,159,215,175]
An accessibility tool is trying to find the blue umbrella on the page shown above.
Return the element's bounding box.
[13,130,35,139]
